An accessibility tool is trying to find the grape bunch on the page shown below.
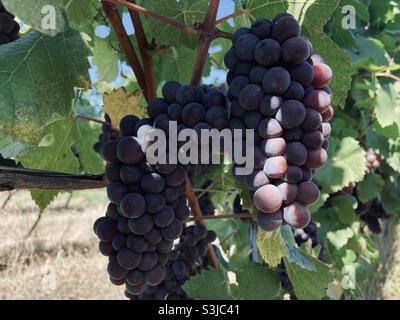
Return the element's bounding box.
[93,113,120,154]
[366,148,380,171]
[0,2,20,45]
[94,114,191,297]
[127,224,217,300]
[225,13,333,232]
[357,199,390,234]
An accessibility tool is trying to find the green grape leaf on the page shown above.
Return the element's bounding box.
[357,173,384,203]
[280,225,316,272]
[233,263,283,300]
[183,268,231,300]
[143,0,207,49]
[256,228,285,268]
[2,0,97,36]
[30,189,59,210]
[0,30,90,144]
[374,82,400,128]
[331,195,357,225]
[315,137,367,194]
[18,118,97,208]
[327,227,354,250]
[284,254,333,300]
[350,36,389,71]
[75,121,104,174]
[160,46,209,84]
[0,130,33,158]
[92,37,119,83]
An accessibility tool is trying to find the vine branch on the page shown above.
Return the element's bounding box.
[76,114,110,126]
[127,0,156,100]
[102,1,149,101]
[215,10,245,24]
[187,213,253,222]
[185,174,219,268]
[375,71,400,82]
[191,0,220,86]
[103,0,198,36]
[0,166,106,191]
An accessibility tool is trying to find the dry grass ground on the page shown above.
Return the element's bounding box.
[0,190,399,300]
[0,190,124,300]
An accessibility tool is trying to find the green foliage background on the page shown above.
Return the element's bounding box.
[1,0,400,300]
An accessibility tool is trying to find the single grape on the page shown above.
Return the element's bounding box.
[101,140,119,163]
[181,103,206,127]
[271,17,300,43]
[254,39,281,66]
[167,103,183,121]
[312,63,333,89]
[117,136,145,164]
[276,182,298,204]
[303,90,331,113]
[144,194,166,213]
[120,115,139,136]
[140,173,166,194]
[249,65,269,84]
[176,85,204,105]
[282,37,311,65]
[263,156,288,179]
[126,234,148,253]
[258,118,283,139]
[275,100,306,129]
[230,99,246,118]
[224,47,239,70]
[283,128,304,142]
[262,67,291,95]
[128,214,154,235]
[282,165,303,184]
[251,18,273,38]
[234,33,260,61]
[283,202,311,229]
[153,206,175,228]
[290,62,314,86]
[228,76,250,98]
[260,95,282,116]
[261,138,286,157]
[302,109,322,132]
[296,182,320,205]
[239,84,264,110]
[283,81,304,101]
[161,218,183,241]
[244,170,270,191]
[119,193,146,218]
[285,142,307,166]
[321,106,334,121]
[120,165,143,185]
[105,163,121,182]
[147,98,169,119]
[107,182,129,204]
[302,131,324,149]
[256,210,283,231]
[305,148,328,169]
[162,81,181,103]
[206,106,229,129]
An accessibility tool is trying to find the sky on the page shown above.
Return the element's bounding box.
[91,1,235,87]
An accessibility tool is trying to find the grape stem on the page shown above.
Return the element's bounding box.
[187,213,253,221]
[76,114,110,126]
[185,174,219,268]
[101,2,148,101]
[127,0,156,100]
[191,0,220,85]
[375,71,400,82]
[102,0,198,36]
[215,10,245,24]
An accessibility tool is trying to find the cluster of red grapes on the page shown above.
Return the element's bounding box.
[225,13,333,232]
[93,114,120,155]
[94,111,191,297]
[0,2,19,45]
[366,148,380,171]
[129,225,217,300]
